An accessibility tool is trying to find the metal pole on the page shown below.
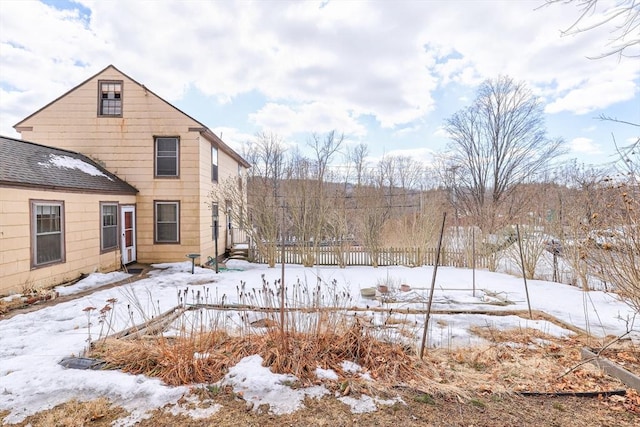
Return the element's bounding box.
[214,219,219,274]
[472,227,476,297]
[420,212,447,359]
[516,225,533,319]
[280,203,286,340]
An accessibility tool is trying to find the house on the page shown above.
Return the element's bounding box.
[0,136,138,295]
[2,65,250,295]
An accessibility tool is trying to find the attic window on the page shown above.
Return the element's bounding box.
[99,81,122,116]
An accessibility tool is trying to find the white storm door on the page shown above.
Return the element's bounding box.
[121,206,136,264]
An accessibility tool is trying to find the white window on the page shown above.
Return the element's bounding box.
[101,203,118,251]
[212,146,218,182]
[32,200,64,266]
[155,201,179,243]
[155,137,179,177]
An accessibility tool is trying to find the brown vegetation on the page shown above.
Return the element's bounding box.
[6,327,639,427]
[91,321,433,387]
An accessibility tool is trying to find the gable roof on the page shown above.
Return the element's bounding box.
[14,65,250,168]
[0,135,138,195]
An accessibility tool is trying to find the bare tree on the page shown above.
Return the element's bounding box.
[284,131,344,266]
[235,132,287,266]
[396,155,425,194]
[347,142,369,188]
[443,75,564,233]
[353,173,390,268]
[585,148,640,312]
[544,0,640,59]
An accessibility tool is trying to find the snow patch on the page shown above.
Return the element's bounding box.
[222,355,328,414]
[39,154,113,180]
[55,272,131,296]
[315,367,339,380]
[339,394,405,414]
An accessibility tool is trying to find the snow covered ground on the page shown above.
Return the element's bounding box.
[0,260,636,425]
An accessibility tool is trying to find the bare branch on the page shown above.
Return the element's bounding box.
[543,0,640,59]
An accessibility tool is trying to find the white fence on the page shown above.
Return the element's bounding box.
[250,245,493,269]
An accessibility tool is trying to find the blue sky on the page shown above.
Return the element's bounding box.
[1,0,638,168]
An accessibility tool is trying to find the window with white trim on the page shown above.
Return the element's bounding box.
[155,201,179,243]
[101,203,118,251]
[155,137,179,177]
[32,200,64,266]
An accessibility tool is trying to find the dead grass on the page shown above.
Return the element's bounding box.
[92,321,439,389]
[5,329,639,426]
[432,327,632,395]
[8,398,126,427]
[6,386,638,427]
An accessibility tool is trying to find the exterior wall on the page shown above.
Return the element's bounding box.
[16,67,245,266]
[198,135,216,262]
[0,187,136,296]
[197,135,245,261]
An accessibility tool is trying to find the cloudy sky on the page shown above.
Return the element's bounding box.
[0,0,638,167]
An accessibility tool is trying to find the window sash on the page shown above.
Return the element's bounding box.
[33,202,63,266]
[155,202,179,243]
[212,146,218,182]
[156,137,179,176]
[101,204,118,251]
[100,82,122,115]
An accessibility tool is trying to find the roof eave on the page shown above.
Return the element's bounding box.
[199,128,251,168]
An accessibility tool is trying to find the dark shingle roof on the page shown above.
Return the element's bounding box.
[0,136,138,195]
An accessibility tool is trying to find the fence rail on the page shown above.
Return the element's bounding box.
[229,228,250,248]
[249,245,493,268]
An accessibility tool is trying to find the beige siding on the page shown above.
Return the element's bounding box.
[0,187,136,295]
[196,135,243,260]
[17,67,247,266]
[198,135,215,259]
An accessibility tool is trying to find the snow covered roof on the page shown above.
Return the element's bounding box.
[0,135,138,195]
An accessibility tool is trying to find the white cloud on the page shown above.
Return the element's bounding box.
[0,0,637,161]
[210,127,255,153]
[249,102,367,138]
[392,124,423,138]
[568,137,603,154]
[433,126,450,139]
[545,69,638,114]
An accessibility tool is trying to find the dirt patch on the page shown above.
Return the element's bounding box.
[5,387,638,427]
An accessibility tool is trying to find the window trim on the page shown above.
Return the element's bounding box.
[97,80,123,117]
[154,201,180,244]
[154,136,180,178]
[30,199,65,268]
[100,202,119,253]
[212,145,218,182]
